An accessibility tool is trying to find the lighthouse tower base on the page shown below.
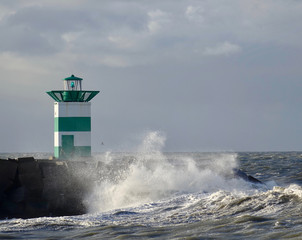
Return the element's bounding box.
[54,102,92,159]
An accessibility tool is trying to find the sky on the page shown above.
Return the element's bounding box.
[1,0,302,153]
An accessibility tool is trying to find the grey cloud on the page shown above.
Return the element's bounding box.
[0,24,57,55]
[6,7,92,32]
[203,42,242,56]
[1,0,302,152]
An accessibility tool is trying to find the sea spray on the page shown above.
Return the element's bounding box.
[2,152,302,239]
[85,131,248,212]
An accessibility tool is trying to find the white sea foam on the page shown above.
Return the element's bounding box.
[85,131,251,212]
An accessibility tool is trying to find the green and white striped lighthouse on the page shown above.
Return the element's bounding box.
[47,75,99,159]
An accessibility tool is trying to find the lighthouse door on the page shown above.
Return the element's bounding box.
[61,135,75,158]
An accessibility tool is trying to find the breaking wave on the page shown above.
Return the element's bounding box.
[85,131,259,212]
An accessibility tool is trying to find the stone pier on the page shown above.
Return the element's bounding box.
[0,157,98,219]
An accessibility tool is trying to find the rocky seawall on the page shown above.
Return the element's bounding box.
[0,157,98,219]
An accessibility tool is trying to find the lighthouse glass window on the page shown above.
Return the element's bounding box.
[64,80,82,91]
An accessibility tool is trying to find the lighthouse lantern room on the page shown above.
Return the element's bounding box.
[64,74,82,91]
[47,75,99,159]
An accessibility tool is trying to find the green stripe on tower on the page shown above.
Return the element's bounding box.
[55,117,91,132]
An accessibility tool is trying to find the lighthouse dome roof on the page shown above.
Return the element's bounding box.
[63,74,83,81]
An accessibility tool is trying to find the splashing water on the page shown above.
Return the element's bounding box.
[86,131,250,212]
[2,151,302,239]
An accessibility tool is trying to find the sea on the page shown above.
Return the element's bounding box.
[1,133,302,239]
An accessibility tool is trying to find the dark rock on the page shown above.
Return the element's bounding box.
[0,159,18,193]
[18,158,44,201]
[233,168,263,184]
[0,157,91,219]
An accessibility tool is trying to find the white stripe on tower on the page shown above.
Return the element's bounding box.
[55,102,91,117]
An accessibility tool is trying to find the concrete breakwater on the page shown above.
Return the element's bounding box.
[0,157,99,219]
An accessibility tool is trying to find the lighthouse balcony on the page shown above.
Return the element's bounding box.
[47,90,99,102]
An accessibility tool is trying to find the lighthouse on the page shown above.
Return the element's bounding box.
[47,75,99,159]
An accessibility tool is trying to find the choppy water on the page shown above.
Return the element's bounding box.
[1,133,302,239]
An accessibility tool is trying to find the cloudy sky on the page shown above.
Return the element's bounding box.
[1,0,302,153]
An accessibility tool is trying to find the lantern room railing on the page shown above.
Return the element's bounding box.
[47,90,99,102]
